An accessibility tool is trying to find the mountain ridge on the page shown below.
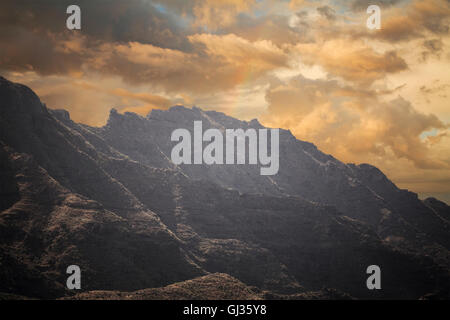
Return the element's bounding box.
[0,76,449,299]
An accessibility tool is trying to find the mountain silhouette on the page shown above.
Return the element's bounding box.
[0,76,449,299]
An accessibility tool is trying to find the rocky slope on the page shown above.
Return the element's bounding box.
[96,106,450,250]
[0,76,449,299]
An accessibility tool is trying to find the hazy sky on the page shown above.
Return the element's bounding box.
[1,0,449,202]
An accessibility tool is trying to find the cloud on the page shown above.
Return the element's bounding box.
[0,1,289,94]
[421,38,445,61]
[289,0,307,10]
[317,6,336,20]
[0,27,86,76]
[222,13,314,47]
[423,39,444,53]
[90,33,288,93]
[152,0,257,30]
[420,81,450,101]
[293,40,408,84]
[191,0,255,29]
[350,0,404,11]
[261,75,449,169]
[0,0,191,77]
[28,77,121,126]
[364,0,450,42]
[0,0,188,49]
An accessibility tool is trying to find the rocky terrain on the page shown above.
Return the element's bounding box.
[0,76,449,299]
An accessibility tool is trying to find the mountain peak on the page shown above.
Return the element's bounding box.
[0,76,46,117]
[106,107,148,129]
[50,109,71,121]
[248,118,263,129]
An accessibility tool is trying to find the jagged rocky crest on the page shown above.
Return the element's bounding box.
[0,76,449,299]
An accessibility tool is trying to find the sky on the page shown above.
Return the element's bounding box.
[0,0,449,203]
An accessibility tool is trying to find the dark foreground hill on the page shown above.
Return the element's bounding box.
[0,76,449,299]
[63,273,262,300]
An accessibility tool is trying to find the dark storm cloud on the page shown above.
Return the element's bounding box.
[0,0,188,49]
[0,0,193,76]
[0,26,85,76]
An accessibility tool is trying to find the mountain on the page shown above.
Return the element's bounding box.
[0,76,449,299]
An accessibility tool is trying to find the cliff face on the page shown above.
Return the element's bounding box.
[98,105,450,248]
[0,76,449,299]
[0,77,203,298]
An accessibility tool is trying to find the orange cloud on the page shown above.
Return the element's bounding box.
[293,40,408,84]
[91,34,288,93]
[363,0,450,42]
[261,76,449,170]
[192,0,256,29]
[289,0,306,10]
